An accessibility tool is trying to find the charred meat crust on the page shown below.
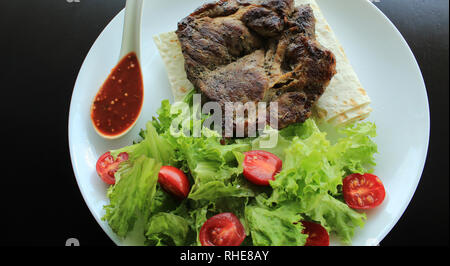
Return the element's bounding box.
[242,7,285,37]
[238,0,295,15]
[176,0,336,132]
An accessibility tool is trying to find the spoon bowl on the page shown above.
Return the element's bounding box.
[91,0,144,140]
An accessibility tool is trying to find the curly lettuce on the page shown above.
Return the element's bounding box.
[102,156,161,238]
[245,195,307,246]
[101,92,378,245]
[263,120,376,244]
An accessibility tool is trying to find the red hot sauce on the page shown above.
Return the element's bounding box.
[91,52,144,137]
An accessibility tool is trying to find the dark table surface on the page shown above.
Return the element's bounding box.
[0,0,448,246]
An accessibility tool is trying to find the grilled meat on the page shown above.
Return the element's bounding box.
[176,0,336,132]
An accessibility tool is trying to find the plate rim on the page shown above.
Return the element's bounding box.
[68,8,126,246]
[360,0,430,245]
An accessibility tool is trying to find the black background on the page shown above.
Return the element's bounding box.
[0,0,448,246]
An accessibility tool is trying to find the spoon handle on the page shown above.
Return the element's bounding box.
[119,0,144,60]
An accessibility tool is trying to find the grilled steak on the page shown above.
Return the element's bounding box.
[176,0,336,132]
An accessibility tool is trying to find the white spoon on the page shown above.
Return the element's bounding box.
[91,0,144,140]
[120,0,144,60]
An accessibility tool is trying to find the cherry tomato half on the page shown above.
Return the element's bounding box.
[243,150,282,186]
[343,173,386,210]
[158,166,190,199]
[199,213,246,246]
[96,151,129,185]
[301,221,330,246]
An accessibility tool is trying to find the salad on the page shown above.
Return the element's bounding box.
[95,90,384,246]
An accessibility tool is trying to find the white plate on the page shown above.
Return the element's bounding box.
[68,0,429,246]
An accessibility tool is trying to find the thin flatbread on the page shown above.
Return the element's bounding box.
[153,0,371,126]
[296,0,371,125]
[153,32,194,101]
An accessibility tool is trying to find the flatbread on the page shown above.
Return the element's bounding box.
[296,0,371,125]
[153,0,371,126]
[328,103,372,125]
[153,32,194,101]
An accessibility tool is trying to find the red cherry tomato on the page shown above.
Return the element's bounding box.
[199,213,246,246]
[343,173,386,209]
[96,151,129,185]
[158,166,190,199]
[301,221,330,246]
[243,150,282,186]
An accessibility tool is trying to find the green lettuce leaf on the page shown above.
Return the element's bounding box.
[152,89,196,135]
[328,122,378,174]
[102,156,162,238]
[145,212,191,246]
[110,121,175,166]
[149,184,180,215]
[187,204,209,246]
[306,193,366,244]
[173,132,253,201]
[245,196,307,246]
